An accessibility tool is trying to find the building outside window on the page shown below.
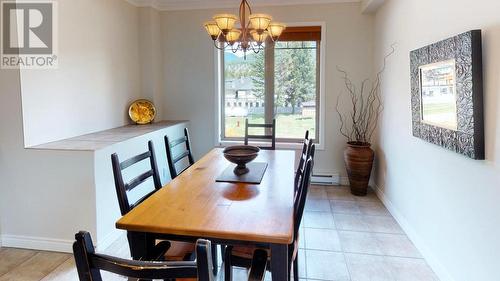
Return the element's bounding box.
[220,26,322,143]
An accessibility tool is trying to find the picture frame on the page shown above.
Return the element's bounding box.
[410,30,484,159]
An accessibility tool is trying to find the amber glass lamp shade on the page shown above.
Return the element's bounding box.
[213,14,238,34]
[225,29,242,44]
[268,22,286,41]
[204,21,221,40]
[250,30,268,45]
[249,13,272,33]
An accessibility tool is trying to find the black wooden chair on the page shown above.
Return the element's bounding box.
[223,145,316,281]
[111,141,195,262]
[165,129,225,271]
[294,131,311,192]
[165,128,195,179]
[73,231,269,281]
[244,119,276,150]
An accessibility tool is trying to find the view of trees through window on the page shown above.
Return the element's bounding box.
[223,40,318,141]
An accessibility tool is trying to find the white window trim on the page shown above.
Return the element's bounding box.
[214,21,326,151]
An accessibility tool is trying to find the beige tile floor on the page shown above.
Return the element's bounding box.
[0,185,439,281]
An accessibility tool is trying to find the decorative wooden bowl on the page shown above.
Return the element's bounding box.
[128,99,156,124]
[223,145,260,175]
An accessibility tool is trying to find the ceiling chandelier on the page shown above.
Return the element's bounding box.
[203,0,286,59]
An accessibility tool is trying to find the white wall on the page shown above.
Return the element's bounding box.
[0,66,22,250]
[138,7,164,117]
[20,0,143,147]
[0,0,147,251]
[372,0,500,280]
[1,64,96,252]
[159,3,374,175]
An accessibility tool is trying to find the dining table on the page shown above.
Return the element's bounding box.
[116,147,296,281]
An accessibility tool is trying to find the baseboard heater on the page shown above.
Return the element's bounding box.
[311,174,340,185]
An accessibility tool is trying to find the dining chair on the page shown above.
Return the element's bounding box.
[165,128,195,179]
[111,141,195,262]
[73,231,269,281]
[244,119,276,150]
[294,131,311,192]
[223,145,315,281]
[165,129,222,272]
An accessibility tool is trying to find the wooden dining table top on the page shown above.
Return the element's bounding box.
[116,148,296,244]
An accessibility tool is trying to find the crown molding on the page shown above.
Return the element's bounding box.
[125,0,160,9]
[360,0,385,14]
[125,0,362,11]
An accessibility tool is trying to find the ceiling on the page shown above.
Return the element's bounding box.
[126,0,368,11]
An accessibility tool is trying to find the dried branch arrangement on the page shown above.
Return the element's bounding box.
[336,46,395,144]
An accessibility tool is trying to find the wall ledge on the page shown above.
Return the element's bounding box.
[27,120,188,151]
[373,184,455,281]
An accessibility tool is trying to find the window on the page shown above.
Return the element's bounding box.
[220,26,322,143]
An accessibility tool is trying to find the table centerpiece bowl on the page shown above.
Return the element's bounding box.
[223,145,260,175]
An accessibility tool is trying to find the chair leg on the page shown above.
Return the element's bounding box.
[224,246,233,281]
[293,257,299,281]
[221,245,226,262]
[212,244,219,276]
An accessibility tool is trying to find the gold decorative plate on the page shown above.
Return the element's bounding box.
[128,99,156,124]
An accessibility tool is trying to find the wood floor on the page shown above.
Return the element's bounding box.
[0,233,130,281]
[0,186,438,281]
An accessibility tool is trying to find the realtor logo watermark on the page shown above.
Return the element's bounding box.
[1,0,58,69]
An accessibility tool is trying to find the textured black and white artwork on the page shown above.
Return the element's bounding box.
[410,30,484,159]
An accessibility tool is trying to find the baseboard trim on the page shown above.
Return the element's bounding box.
[373,184,454,281]
[340,176,349,186]
[0,234,73,253]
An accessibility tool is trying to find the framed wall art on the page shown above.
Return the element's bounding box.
[410,30,484,159]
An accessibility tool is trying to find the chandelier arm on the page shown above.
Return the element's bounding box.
[246,41,255,54]
[231,43,240,53]
[213,40,230,50]
[251,43,263,54]
[245,0,252,14]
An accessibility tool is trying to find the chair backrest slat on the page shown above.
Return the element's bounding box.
[170,136,188,148]
[124,169,154,191]
[91,255,198,279]
[73,231,213,281]
[247,123,274,128]
[111,140,162,216]
[119,151,151,170]
[128,191,157,211]
[165,128,195,179]
[172,150,191,164]
[244,119,276,150]
[246,135,274,139]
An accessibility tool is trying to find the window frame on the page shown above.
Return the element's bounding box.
[215,22,326,150]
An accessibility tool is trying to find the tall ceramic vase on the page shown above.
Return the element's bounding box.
[344,142,374,196]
